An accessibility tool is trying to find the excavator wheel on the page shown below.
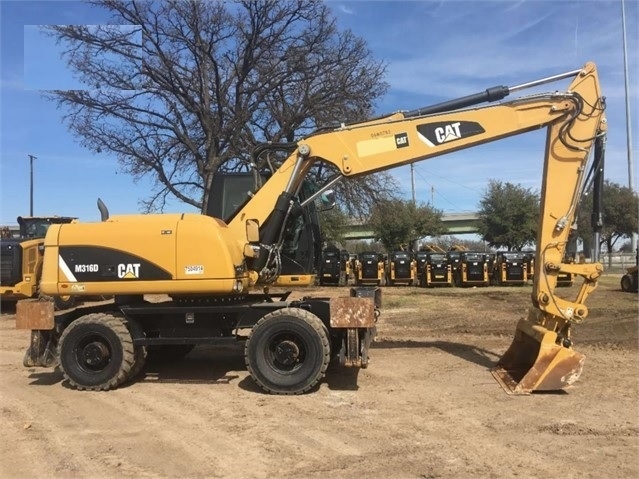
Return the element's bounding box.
[53,295,76,311]
[245,308,330,395]
[127,345,148,381]
[123,318,147,381]
[58,313,134,391]
[620,270,638,293]
[38,290,76,311]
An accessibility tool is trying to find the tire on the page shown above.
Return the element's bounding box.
[54,295,76,311]
[620,274,633,292]
[58,313,134,391]
[123,318,146,380]
[128,346,147,380]
[245,308,330,395]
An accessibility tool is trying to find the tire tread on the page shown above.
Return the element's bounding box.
[58,313,134,391]
[245,308,330,395]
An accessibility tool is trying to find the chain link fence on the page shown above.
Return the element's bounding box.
[599,252,637,274]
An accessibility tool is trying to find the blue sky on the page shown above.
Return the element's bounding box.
[1,0,637,225]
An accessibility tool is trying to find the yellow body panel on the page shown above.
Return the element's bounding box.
[272,274,316,287]
[0,239,41,300]
[0,281,37,300]
[40,214,250,296]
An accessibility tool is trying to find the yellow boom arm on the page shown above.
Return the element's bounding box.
[231,62,606,393]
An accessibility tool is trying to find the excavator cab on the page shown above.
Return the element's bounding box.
[206,170,323,286]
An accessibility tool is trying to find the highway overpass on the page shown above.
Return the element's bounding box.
[343,212,480,240]
[2,212,481,241]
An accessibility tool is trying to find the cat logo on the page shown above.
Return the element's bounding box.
[434,122,462,143]
[416,120,485,147]
[395,132,409,148]
[118,263,141,279]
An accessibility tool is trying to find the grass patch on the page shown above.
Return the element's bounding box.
[383,298,408,309]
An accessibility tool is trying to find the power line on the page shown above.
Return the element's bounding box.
[412,167,465,210]
[412,162,484,194]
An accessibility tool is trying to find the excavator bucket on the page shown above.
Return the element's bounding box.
[492,316,585,394]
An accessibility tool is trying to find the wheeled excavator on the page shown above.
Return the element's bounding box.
[16,62,606,396]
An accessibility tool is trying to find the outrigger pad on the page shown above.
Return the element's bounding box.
[492,318,585,394]
[23,330,58,368]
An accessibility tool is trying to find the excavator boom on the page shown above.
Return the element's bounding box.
[230,62,606,393]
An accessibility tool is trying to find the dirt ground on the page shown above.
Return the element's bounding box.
[1,274,637,479]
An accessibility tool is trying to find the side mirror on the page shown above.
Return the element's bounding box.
[246,219,260,243]
[317,190,336,211]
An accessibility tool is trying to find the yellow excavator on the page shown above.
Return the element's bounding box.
[16,62,606,395]
[1,216,77,309]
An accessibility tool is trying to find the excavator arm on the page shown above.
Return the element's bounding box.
[231,62,606,393]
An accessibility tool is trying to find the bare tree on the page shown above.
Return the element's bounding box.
[44,0,394,214]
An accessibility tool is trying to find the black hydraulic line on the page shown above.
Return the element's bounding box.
[404,86,510,117]
[251,142,297,164]
[591,134,605,261]
[404,68,582,118]
[253,192,295,271]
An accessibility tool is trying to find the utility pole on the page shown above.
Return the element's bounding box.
[410,163,416,204]
[621,0,637,251]
[28,154,37,216]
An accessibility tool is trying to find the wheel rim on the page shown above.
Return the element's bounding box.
[74,333,113,373]
[267,332,307,373]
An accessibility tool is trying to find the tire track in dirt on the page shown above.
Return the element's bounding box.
[1,384,127,477]
[1,280,637,479]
